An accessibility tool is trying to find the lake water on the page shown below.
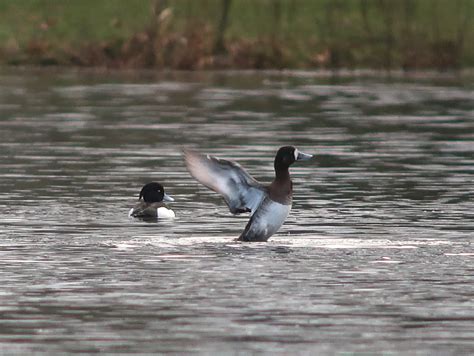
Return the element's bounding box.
[0,68,472,354]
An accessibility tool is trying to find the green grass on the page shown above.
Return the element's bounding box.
[0,0,152,43]
[0,0,473,69]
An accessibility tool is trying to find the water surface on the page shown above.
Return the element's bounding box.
[0,69,473,354]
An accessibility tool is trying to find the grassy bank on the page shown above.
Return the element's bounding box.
[0,0,473,70]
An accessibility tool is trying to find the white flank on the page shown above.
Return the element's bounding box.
[157,207,176,219]
[248,201,291,240]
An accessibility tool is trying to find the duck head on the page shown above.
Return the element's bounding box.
[274,146,313,171]
[139,182,175,203]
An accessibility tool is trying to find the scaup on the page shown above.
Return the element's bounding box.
[184,146,312,241]
[128,182,175,219]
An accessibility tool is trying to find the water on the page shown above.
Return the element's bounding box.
[0,68,473,354]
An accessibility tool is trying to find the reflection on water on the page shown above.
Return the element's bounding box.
[0,69,473,354]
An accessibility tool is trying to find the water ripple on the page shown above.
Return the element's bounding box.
[0,69,473,354]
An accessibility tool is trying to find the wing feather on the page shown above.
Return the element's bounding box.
[130,202,164,218]
[184,149,265,215]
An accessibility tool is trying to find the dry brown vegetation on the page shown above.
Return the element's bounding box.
[0,0,472,70]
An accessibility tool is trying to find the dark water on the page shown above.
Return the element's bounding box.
[0,68,473,354]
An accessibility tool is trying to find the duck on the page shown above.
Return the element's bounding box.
[128,182,175,219]
[184,146,312,241]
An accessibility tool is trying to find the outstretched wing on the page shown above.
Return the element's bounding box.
[184,149,266,215]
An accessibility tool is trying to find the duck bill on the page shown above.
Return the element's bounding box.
[163,193,175,202]
[296,151,313,161]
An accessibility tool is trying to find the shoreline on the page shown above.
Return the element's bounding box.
[2,65,473,81]
[1,1,472,72]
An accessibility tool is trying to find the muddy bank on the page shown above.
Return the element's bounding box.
[1,0,472,70]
